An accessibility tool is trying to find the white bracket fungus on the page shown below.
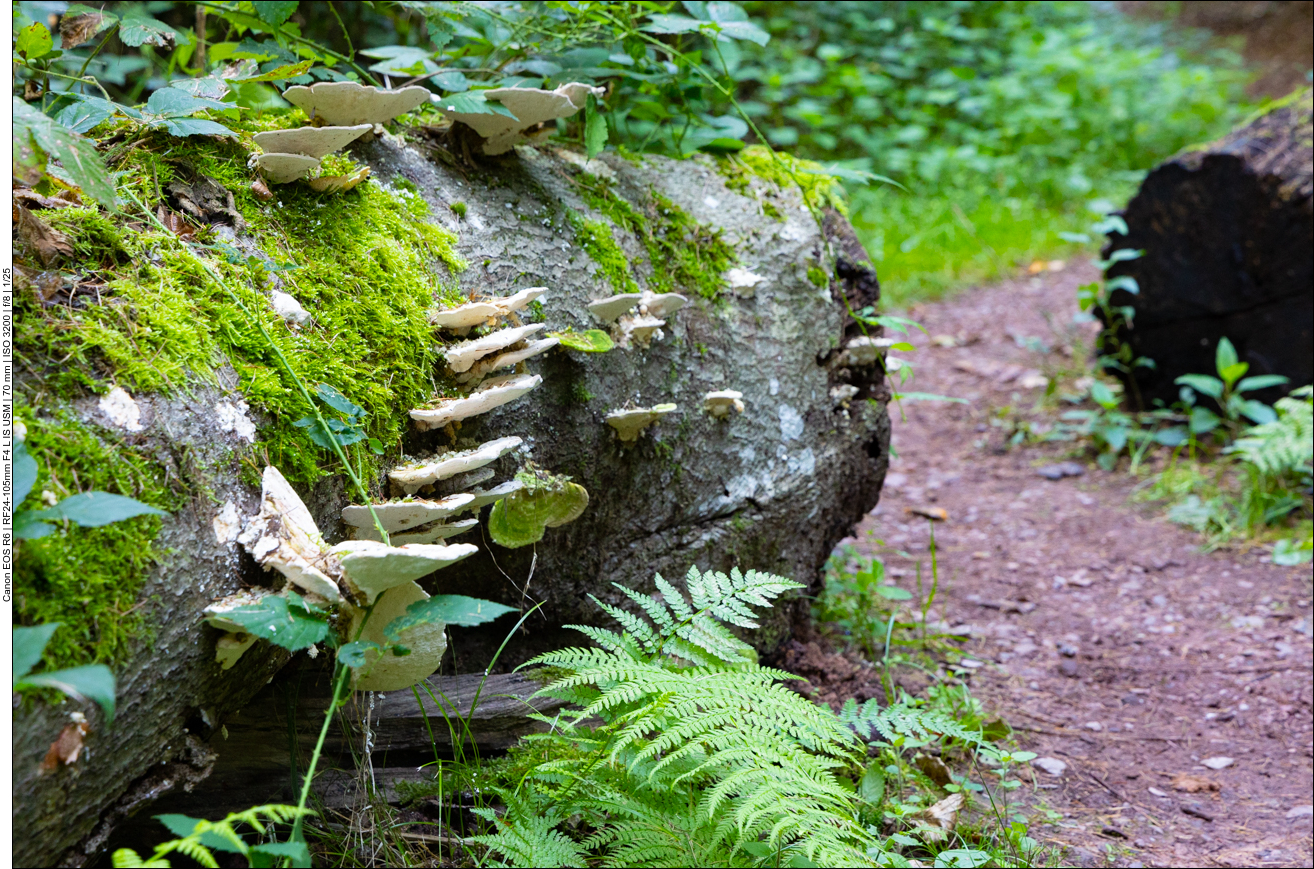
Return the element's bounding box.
[840,336,895,367]
[349,581,447,692]
[461,480,524,512]
[203,590,271,633]
[388,436,524,493]
[409,375,541,431]
[703,390,745,419]
[236,466,344,604]
[252,125,372,159]
[215,631,257,671]
[606,403,678,444]
[724,267,766,297]
[341,494,476,534]
[457,337,559,383]
[587,293,643,324]
[443,323,547,373]
[439,83,604,155]
[386,518,479,546]
[429,287,548,332]
[639,291,688,319]
[254,153,320,185]
[331,540,478,604]
[282,81,431,126]
[269,289,311,327]
[830,384,860,406]
[617,313,666,349]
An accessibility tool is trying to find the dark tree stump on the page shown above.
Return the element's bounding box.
[1101,91,1312,407]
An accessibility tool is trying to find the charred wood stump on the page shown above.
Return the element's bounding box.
[1101,91,1312,407]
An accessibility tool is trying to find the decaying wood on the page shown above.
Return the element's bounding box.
[1101,91,1313,406]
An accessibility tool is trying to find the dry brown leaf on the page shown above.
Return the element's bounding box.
[915,753,953,787]
[250,178,274,202]
[906,506,949,522]
[13,188,77,210]
[908,792,964,842]
[156,206,196,239]
[17,205,73,267]
[60,11,106,48]
[1171,773,1220,793]
[39,719,89,774]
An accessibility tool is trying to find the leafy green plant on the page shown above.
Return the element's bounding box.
[488,464,590,549]
[1176,337,1289,438]
[111,804,313,869]
[13,622,116,722]
[473,565,1004,867]
[1049,379,1187,471]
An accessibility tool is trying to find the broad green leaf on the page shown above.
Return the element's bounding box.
[13,623,60,682]
[1236,374,1289,393]
[249,842,311,868]
[160,117,237,138]
[1189,406,1221,435]
[255,1,299,27]
[698,137,746,153]
[859,761,885,804]
[1174,374,1224,400]
[585,97,608,158]
[1273,538,1312,566]
[227,60,314,83]
[1101,425,1129,452]
[439,91,518,118]
[17,22,54,59]
[315,383,364,418]
[1218,361,1249,387]
[1215,337,1239,375]
[146,88,230,118]
[892,392,968,404]
[1238,399,1277,425]
[1152,426,1188,447]
[55,95,118,134]
[337,640,382,668]
[888,342,916,352]
[385,595,517,641]
[218,594,328,651]
[550,329,614,352]
[170,77,232,100]
[20,664,116,721]
[642,14,706,35]
[874,585,913,601]
[12,97,116,207]
[1089,380,1118,409]
[39,491,165,527]
[155,814,243,853]
[14,439,38,508]
[118,11,178,48]
[14,512,56,539]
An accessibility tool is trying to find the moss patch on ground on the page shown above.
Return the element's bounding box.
[570,174,737,301]
[13,404,186,668]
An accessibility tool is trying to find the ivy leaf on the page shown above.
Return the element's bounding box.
[338,640,382,668]
[550,329,614,353]
[17,22,55,60]
[438,91,518,119]
[255,1,300,28]
[37,491,166,527]
[19,664,117,722]
[217,594,329,652]
[384,595,517,642]
[13,623,60,682]
[118,10,178,48]
[160,117,237,138]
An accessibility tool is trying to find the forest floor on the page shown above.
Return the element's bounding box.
[798,259,1313,868]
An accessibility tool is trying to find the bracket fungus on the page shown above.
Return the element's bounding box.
[457,337,559,383]
[639,292,688,319]
[331,540,477,605]
[703,390,746,419]
[443,323,547,374]
[252,125,372,159]
[349,581,447,692]
[386,518,479,546]
[282,81,431,126]
[204,590,272,670]
[461,479,524,512]
[588,293,643,324]
[388,436,524,494]
[439,83,604,155]
[840,336,895,367]
[409,375,542,431]
[617,313,666,349]
[606,403,678,444]
[724,267,766,297]
[487,466,589,549]
[429,287,547,332]
[253,153,320,185]
[236,466,344,604]
[341,494,475,534]
[214,632,258,671]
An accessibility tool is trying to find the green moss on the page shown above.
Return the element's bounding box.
[572,176,737,301]
[450,201,467,218]
[13,405,186,668]
[21,129,466,485]
[567,211,639,294]
[807,265,829,288]
[571,381,596,404]
[717,144,848,218]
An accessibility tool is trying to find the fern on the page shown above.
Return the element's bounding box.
[1228,385,1313,481]
[476,566,989,867]
[111,804,312,869]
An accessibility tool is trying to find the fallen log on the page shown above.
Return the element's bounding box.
[1101,90,1312,407]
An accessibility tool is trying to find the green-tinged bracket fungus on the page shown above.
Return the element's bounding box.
[606,403,678,444]
[439,83,605,155]
[487,465,590,549]
[348,581,445,692]
[703,390,746,419]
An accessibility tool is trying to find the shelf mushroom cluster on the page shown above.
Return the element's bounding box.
[588,290,690,349]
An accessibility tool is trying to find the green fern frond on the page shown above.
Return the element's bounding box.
[1228,386,1313,479]
[838,697,989,747]
[471,796,589,868]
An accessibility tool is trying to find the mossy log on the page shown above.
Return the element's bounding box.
[1101,90,1313,406]
[12,136,889,865]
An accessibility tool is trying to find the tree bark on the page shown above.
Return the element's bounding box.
[1100,91,1312,407]
[13,142,889,865]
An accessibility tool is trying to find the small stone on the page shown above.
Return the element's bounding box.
[1037,461,1085,480]
[1200,756,1234,770]
[1059,659,1081,678]
[1058,642,1080,657]
[1285,804,1313,819]
[1083,721,1103,732]
[1148,787,1168,797]
[1032,757,1067,776]
[1181,804,1214,822]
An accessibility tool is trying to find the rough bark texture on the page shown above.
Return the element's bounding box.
[13,141,889,866]
[1101,92,1312,407]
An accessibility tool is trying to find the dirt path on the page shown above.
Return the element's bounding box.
[850,261,1313,867]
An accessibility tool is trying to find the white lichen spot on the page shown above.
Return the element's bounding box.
[215,401,257,443]
[769,377,780,396]
[99,386,144,432]
[703,195,720,209]
[212,500,242,545]
[724,267,766,298]
[778,405,804,441]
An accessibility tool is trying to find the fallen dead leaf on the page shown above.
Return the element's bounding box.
[908,792,963,842]
[1172,773,1220,793]
[156,206,196,239]
[308,166,371,194]
[17,205,73,266]
[39,717,89,774]
[915,753,953,787]
[13,188,77,210]
[906,506,948,522]
[251,178,274,201]
[60,10,106,48]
